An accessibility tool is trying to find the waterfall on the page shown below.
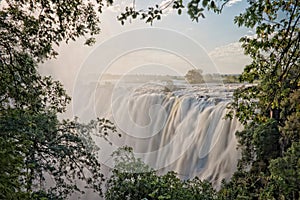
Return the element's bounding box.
[90,82,243,190]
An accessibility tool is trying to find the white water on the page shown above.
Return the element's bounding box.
[87,82,243,190]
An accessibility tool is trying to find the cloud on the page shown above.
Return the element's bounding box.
[226,0,242,7]
[209,42,244,58]
[208,42,251,74]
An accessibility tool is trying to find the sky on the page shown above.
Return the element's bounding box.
[40,0,253,95]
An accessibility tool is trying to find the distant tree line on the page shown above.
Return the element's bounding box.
[185,69,240,84]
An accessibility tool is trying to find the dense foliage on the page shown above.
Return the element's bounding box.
[224,1,300,199]
[105,147,217,200]
[0,0,117,199]
[109,0,300,199]
[218,1,299,199]
[1,0,299,199]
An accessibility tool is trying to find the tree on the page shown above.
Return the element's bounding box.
[219,141,299,200]
[0,0,117,198]
[219,1,299,199]
[117,1,300,199]
[267,141,300,199]
[117,0,230,25]
[222,74,239,84]
[0,109,116,198]
[229,0,299,165]
[0,0,113,62]
[2,0,299,198]
[185,69,204,84]
[105,147,217,200]
[0,134,28,199]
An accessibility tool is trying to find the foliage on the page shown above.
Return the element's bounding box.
[231,0,300,128]
[0,0,118,199]
[229,0,299,167]
[0,109,116,198]
[0,52,70,114]
[106,147,217,200]
[0,0,113,62]
[110,146,152,174]
[117,0,232,25]
[280,87,300,147]
[1,0,299,199]
[0,135,29,199]
[117,1,299,199]
[235,119,280,170]
[219,141,300,200]
[221,1,300,199]
[185,69,204,84]
[221,74,240,84]
[267,141,300,199]
[218,170,268,200]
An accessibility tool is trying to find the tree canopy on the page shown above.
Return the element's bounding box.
[117,0,231,25]
[185,69,204,84]
[111,0,300,199]
[105,147,217,200]
[223,1,299,199]
[0,0,117,199]
[1,0,299,199]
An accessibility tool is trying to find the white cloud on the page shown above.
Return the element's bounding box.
[226,0,242,7]
[209,42,244,58]
[208,42,251,74]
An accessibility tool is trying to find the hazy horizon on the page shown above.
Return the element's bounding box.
[40,0,252,97]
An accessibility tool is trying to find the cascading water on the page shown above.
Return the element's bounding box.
[91,81,243,190]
